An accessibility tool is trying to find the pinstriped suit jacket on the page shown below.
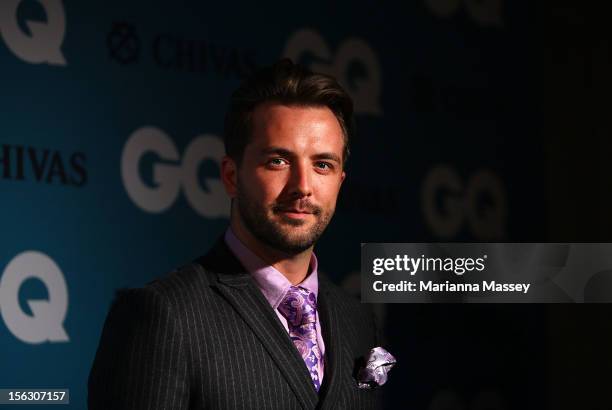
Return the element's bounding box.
[88,238,384,409]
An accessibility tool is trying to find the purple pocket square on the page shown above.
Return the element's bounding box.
[356,347,396,389]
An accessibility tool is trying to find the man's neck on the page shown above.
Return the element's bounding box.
[230,219,313,285]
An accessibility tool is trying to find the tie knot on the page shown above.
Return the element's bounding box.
[278,286,317,327]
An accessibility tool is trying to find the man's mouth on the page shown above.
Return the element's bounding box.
[274,205,319,220]
[273,200,322,220]
[277,208,313,218]
[279,208,311,213]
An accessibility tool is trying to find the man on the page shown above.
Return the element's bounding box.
[89,59,387,409]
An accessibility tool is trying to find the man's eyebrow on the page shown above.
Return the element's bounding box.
[260,147,294,157]
[312,152,342,163]
[259,147,342,164]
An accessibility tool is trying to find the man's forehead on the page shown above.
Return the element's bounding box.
[249,103,344,150]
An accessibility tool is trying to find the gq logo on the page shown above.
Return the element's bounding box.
[0,0,67,65]
[121,126,229,218]
[283,28,382,116]
[421,165,507,239]
[0,251,69,344]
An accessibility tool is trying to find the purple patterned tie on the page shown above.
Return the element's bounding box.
[278,286,321,392]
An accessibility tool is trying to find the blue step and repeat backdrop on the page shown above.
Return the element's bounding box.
[1,1,548,409]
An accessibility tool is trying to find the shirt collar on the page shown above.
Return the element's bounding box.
[224,227,319,309]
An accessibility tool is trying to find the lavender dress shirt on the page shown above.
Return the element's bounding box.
[224,228,326,384]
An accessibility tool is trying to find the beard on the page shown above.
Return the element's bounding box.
[236,181,335,255]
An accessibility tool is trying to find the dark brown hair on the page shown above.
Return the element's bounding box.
[223,58,353,167]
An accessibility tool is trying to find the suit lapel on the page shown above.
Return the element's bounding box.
[316,275,347,410]
[196,239,319,410]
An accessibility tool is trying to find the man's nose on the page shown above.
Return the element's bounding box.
[287,161,312,198]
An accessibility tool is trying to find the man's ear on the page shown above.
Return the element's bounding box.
[340,170,346,185]
[221,155,238,198]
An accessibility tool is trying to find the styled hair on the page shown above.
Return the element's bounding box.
[223,58,353,167]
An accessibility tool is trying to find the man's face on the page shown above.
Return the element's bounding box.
[225,103,346,255]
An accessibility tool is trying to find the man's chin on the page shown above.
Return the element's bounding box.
[273,238,317,255]
[273,211,314,226]
[266,227,319,253]
[273,216,320,233]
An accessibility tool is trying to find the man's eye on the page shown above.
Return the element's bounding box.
[268,158,287,166]
[315,161,332,170]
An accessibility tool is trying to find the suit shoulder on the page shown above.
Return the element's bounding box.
[135,262,216,307]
